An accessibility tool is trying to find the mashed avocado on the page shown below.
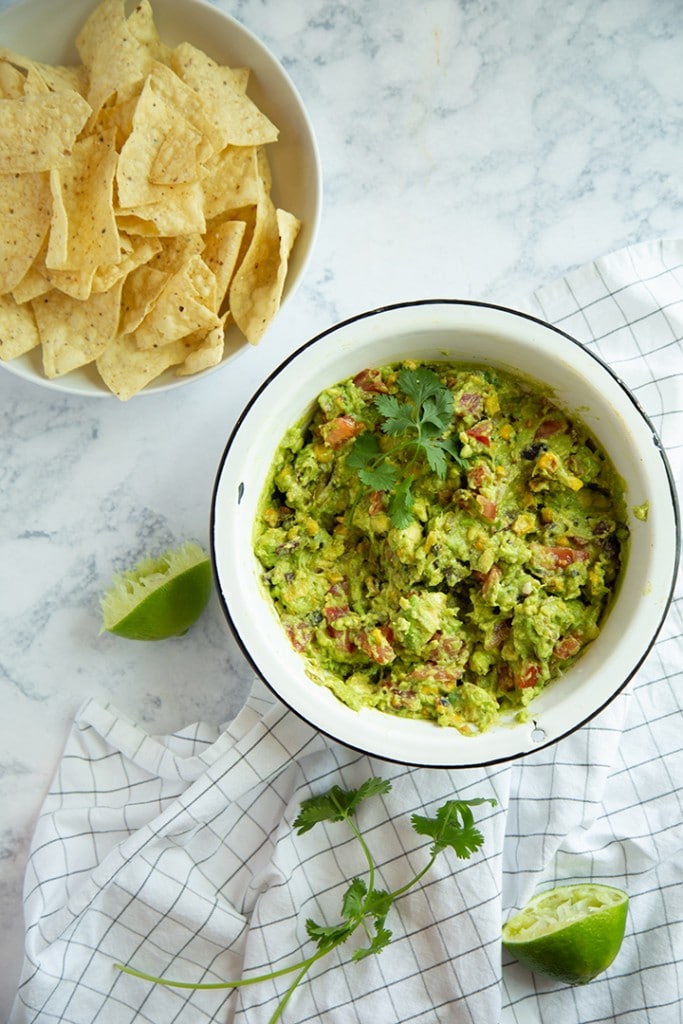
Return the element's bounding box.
[254,361,629,735]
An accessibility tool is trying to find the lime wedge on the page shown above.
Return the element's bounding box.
[100,541,212,640]
[502,883,629,985]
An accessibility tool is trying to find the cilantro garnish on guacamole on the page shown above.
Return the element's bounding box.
[254,362,629,735]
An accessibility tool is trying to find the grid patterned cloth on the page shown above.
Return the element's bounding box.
[10,239,683,1024]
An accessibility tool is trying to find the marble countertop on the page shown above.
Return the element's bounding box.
[1,0,682,1015]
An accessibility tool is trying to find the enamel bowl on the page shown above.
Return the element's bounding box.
[211,300,679,768]
[0,0,321,397]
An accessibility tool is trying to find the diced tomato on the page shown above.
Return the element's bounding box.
[553,635,582,660]
[285,622,313,652]
[426,631,463,659]
[547,546,591,568]
[323,415,363,448]
[368,490,385,516]
[480,564,502,596]
[468,464,489,489]
[487,619,511,649]
[534,418,565,439]
[327,625,356,654]
[408,663,462,684]
[356,627,395,665]
[459,392,483,415]
[515,661,542,689]
[530,544,591,570]
[352,368,389,393]
[475,494,497,521]
[465,420,493,447]
[323,604,349,623]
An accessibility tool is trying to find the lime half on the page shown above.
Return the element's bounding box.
[101,541,212,641]
[502,883,629,985]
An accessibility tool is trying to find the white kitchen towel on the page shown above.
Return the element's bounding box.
[9,238,683,1024]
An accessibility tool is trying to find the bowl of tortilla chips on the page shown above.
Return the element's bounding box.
[0,0,321,399]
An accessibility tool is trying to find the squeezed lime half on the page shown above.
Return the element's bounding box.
[100,541,212,640]
[502,882,629,985]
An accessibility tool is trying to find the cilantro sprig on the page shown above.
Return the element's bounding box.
[346,366,467,528]
[114,777,495,1023]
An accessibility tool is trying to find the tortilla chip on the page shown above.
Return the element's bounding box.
[0,47,87,95]
[133,254,220,349]
[118,188,206,237]
[114,213,161,237]
[145,61,216,144]
[22,66,51,95]
[176,314,228,376]
[30,62,86,95]
[126,0,172,66]
[0,91,91,174]
[12,261,52,305]
[39,266,96,302]
[148,232,205,273]
[96,332,191,400]
[0,171,51,295]
[46,127,119,273]
[228,67,250,93]
[201,145,261,220]
[149,120,207,186]
[89,87,141,148]
[92,234,162,293]
[202,219,246,312]
[32,280,123,377]
[118,265,168,334]
[115,76,208,235]
[229,181,300,344]
[0,292,40,359]
[76,0,155,116]
[117,76,212,206]
[170,41,278,147]
[0,58,26,98]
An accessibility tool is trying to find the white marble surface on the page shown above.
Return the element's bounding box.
[1,0,682,1015]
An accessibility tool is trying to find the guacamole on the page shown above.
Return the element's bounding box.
[254,361,629,735]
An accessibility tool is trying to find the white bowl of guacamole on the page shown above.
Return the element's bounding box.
[211,301,679,768]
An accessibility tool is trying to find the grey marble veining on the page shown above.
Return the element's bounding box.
[1,0,682,1015]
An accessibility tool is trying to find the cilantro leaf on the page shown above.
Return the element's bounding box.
[388,477,414,529]
[410,798,497,859]
[363,888,393,919]
[435,436,469,470]
[341,877,368,921]
[346,430,381,468]
[359,461,399,492]
[422,441,449,478]
[293,778,391,834]
[397,366,443,406]
[345,365,464,529]
[352,919,393,960]
[346,430,398,491]
[306,917,354,952]
[375,393,412,435]
[420,388,453,434]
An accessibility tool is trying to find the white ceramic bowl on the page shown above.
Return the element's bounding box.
[0,0,321,397]
[211,300,680,768]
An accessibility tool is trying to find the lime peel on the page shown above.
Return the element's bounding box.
[101,540,212,641]
[502,882,629,986]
